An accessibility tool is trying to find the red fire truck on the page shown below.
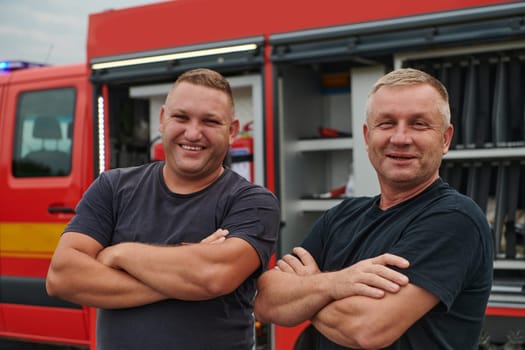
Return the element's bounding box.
[2,0,525,348]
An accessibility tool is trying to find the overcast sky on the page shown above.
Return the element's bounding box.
[0,0,164,65]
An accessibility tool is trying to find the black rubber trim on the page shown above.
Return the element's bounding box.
[0,276,81,309]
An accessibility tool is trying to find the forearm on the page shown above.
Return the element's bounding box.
[46,245,167,309]
[312,298,365,348]
[313,296,408,349]
[104,238,258,300]
[254,251,411,328]
[254,269,335,326]
[113,243,214,299]
[312,284,438,350]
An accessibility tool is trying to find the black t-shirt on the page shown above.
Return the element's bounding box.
[302,179,493,350]
[65,162,280,350]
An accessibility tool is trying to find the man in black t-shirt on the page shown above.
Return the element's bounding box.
[254,68,493,349]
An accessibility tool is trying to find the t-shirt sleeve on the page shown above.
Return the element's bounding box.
[389,210,485,310]
[301,213,328,263]
[221,187,281,274]
[64,172,115,247]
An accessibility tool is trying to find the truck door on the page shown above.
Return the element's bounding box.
[0,66,93,347]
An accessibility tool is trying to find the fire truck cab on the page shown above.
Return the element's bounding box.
[0,62,94,348]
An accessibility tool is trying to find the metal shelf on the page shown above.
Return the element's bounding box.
[494,259,525,270]
[445,147,525,160]
[297,137,353,152]
[298,198,344,211]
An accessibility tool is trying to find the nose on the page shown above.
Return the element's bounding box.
[184,121,202,141]
[389,124,412,145]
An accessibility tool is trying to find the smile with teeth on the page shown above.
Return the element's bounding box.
[181,144,204,151]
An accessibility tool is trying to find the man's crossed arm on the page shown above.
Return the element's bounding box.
[254,247,439,349]
[46,229,261,308]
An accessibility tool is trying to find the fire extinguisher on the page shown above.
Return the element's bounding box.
[150,135,165,161]
[230,121,254,182]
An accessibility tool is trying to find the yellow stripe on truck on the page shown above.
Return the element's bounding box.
[0,222,66,258]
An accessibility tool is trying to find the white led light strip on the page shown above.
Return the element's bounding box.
[91,43,258,70]
[97,96,106,174]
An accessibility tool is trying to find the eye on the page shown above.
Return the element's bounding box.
[376,120,395,129]
[203,118,223,126]
[412,120,431,129]
[172,114,189,122]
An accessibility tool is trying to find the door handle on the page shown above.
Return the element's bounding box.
[48,206,75,214]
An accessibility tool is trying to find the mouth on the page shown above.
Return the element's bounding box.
[388,155,412,160]
[180,144,204,151]
[386,153,415,161]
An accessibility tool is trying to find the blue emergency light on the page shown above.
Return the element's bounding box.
[0,60,47,72]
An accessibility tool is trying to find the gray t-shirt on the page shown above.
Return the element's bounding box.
[65,162,280,350]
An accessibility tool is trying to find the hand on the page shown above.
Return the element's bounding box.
[276,247,320,275]
[97,243,125,269]
[330,253,410,300]
[98,229,228,269]
[199,229,229,244]
[179,229,229,246]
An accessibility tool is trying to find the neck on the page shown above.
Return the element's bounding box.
[163,165,224,194]
[378,175,439,210]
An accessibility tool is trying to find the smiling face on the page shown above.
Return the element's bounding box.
[364,83,453,194]
[159,81,239,190]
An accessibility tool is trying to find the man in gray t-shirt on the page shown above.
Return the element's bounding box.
[46,68,280,350]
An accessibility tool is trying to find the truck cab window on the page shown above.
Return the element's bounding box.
[12,87,75,177]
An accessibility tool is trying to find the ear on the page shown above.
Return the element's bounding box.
[158,105,166,133]
[442,124,454,154]
[362,122,369,151]
[229,119,240,143]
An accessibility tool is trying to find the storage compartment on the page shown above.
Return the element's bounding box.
[276,63,384,254]
[397,44,525,341]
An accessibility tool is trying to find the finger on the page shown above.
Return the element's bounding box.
[280,253,305,272]
[209,236,226,244]
[200,229,229,243]
[363,271,406,293]
[373,253,410,269]
[342,272,401,296]
[276,258,294,273]
[337,262,407,298]
[352,283,386,299]
[354,259,409,287]
[292,247,317,267]
[332,270,392,299]
[375,265,409,286]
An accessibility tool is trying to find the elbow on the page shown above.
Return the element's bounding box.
[45,268,63,298]
[45,275,56,297]
[203,279,233,298]
[253,275,273,324]
[253,295,270,324]
[354,333,396,350]
[254,302,298,327]
[254,290,302,327]
[45,258,72,300]
[345,323,398,350]
[352,332,383,350]
[199,268,240,298]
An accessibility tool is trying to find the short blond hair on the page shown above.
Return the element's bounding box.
[366,68,451,126]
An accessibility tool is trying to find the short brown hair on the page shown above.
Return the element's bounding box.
[171,68,234,113]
